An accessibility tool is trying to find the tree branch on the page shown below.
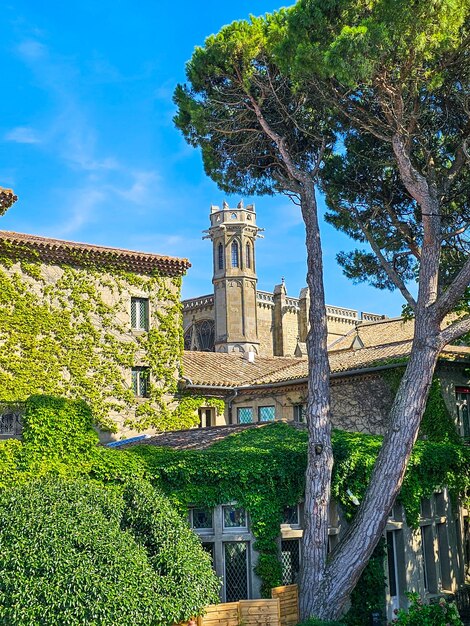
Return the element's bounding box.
[353,210,417,311]
[434,255,470,320]
[438,315,470,347]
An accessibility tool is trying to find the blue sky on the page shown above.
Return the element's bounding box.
[1,1,404,316]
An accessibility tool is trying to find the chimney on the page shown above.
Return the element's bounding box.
[244,350,256,363]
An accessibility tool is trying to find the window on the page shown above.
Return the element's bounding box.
[246,242,251,269]
[223,506,247,530]
[190,507,213,531]
[0,412,22,436]
[456,387,470,439]
[238,407,253,424]
[258,406,275,422]
[420,524,436,592]
[282,505,299,526]
[231,241,239,268]
[224,542,249,602]
[132,367,149,397]
[218,243,224,270]
[131,297,149,331]
[386,530,400,599]
[198,407,214,428]
[419,492,452,593]
[202,542,215,562]
[293,404,307,424]
[184,319,215,352]
[281,539,300,585]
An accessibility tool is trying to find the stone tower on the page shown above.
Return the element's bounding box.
[204,201,262,353]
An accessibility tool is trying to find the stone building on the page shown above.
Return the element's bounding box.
[138,316,470,619]
[182,202,385,355]
[0,230,190,441]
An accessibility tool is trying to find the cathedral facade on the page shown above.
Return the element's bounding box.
[182,202,385,356]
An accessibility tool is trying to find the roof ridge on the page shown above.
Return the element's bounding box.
[0,230,188,262]
[356,316,408,327]
[0,230,190,276]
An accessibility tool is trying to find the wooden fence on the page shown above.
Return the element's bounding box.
[194,584,299,626]
[271,584,299,626]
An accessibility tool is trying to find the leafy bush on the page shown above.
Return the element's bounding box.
[389,593,463,626]
[0,477,220,626]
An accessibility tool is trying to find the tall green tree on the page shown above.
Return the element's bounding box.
[282,0,470,618]
[174,13,338,592]
[175,1,470,620]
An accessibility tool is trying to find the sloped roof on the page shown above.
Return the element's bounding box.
[328,317,415,351]
[182,342,470,389]
[183,351,302,387]
[0,188,17,212]
[0,231,190,276]
[120,423,266,450]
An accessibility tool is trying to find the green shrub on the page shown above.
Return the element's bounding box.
[389,593,463,625]
[0,477,220,626]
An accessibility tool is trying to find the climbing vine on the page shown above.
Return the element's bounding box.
[173,393,225,425]
[0,245,189,432]
[381,367,461,443]
[0,399,469,618]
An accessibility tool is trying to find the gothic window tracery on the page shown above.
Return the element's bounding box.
[246,242,251,269]
[184,319,215,352]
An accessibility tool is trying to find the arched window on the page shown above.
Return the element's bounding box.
[184,320,215,352]
[218,243,224,270]
[246,242,251,269]
[231,241,239,268]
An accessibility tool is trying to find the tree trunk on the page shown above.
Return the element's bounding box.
[298,183,334,618]
[302,312,441,620]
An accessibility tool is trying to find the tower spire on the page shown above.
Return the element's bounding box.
[206,201,262,353]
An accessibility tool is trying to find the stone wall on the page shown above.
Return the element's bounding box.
[225,372,394,435]
[436,363,470,436]
[0,259,182,442]
[256,299,275,357]
[330,374,394,434]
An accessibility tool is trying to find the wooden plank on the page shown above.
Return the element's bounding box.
[239,600,279,607]
[200,602,240,626]
[271,584,299,626]
[238,599,280,626]
[271,584,297,595]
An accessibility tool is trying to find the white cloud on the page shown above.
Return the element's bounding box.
[114,170,160,204]
[46,187,105,238]
[16,39,47,61]
[5,126,41,144]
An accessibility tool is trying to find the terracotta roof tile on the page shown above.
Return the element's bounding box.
[121,423,267,450]
[328,317,415,351]
[0,188,18,212]
[183,351,302,387]
[0,230,190,276]
[182,341,470,388]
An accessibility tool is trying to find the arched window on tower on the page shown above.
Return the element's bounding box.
[231,241,239,268]
[246,242,251,269]
[218,243,224,270]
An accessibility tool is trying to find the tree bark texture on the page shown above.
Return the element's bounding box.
[306,318,440,620]
[299,183,334,619]
[300,132,466,620]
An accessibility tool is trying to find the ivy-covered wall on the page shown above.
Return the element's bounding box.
[0,247,196,437]
[1,396,469,623]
